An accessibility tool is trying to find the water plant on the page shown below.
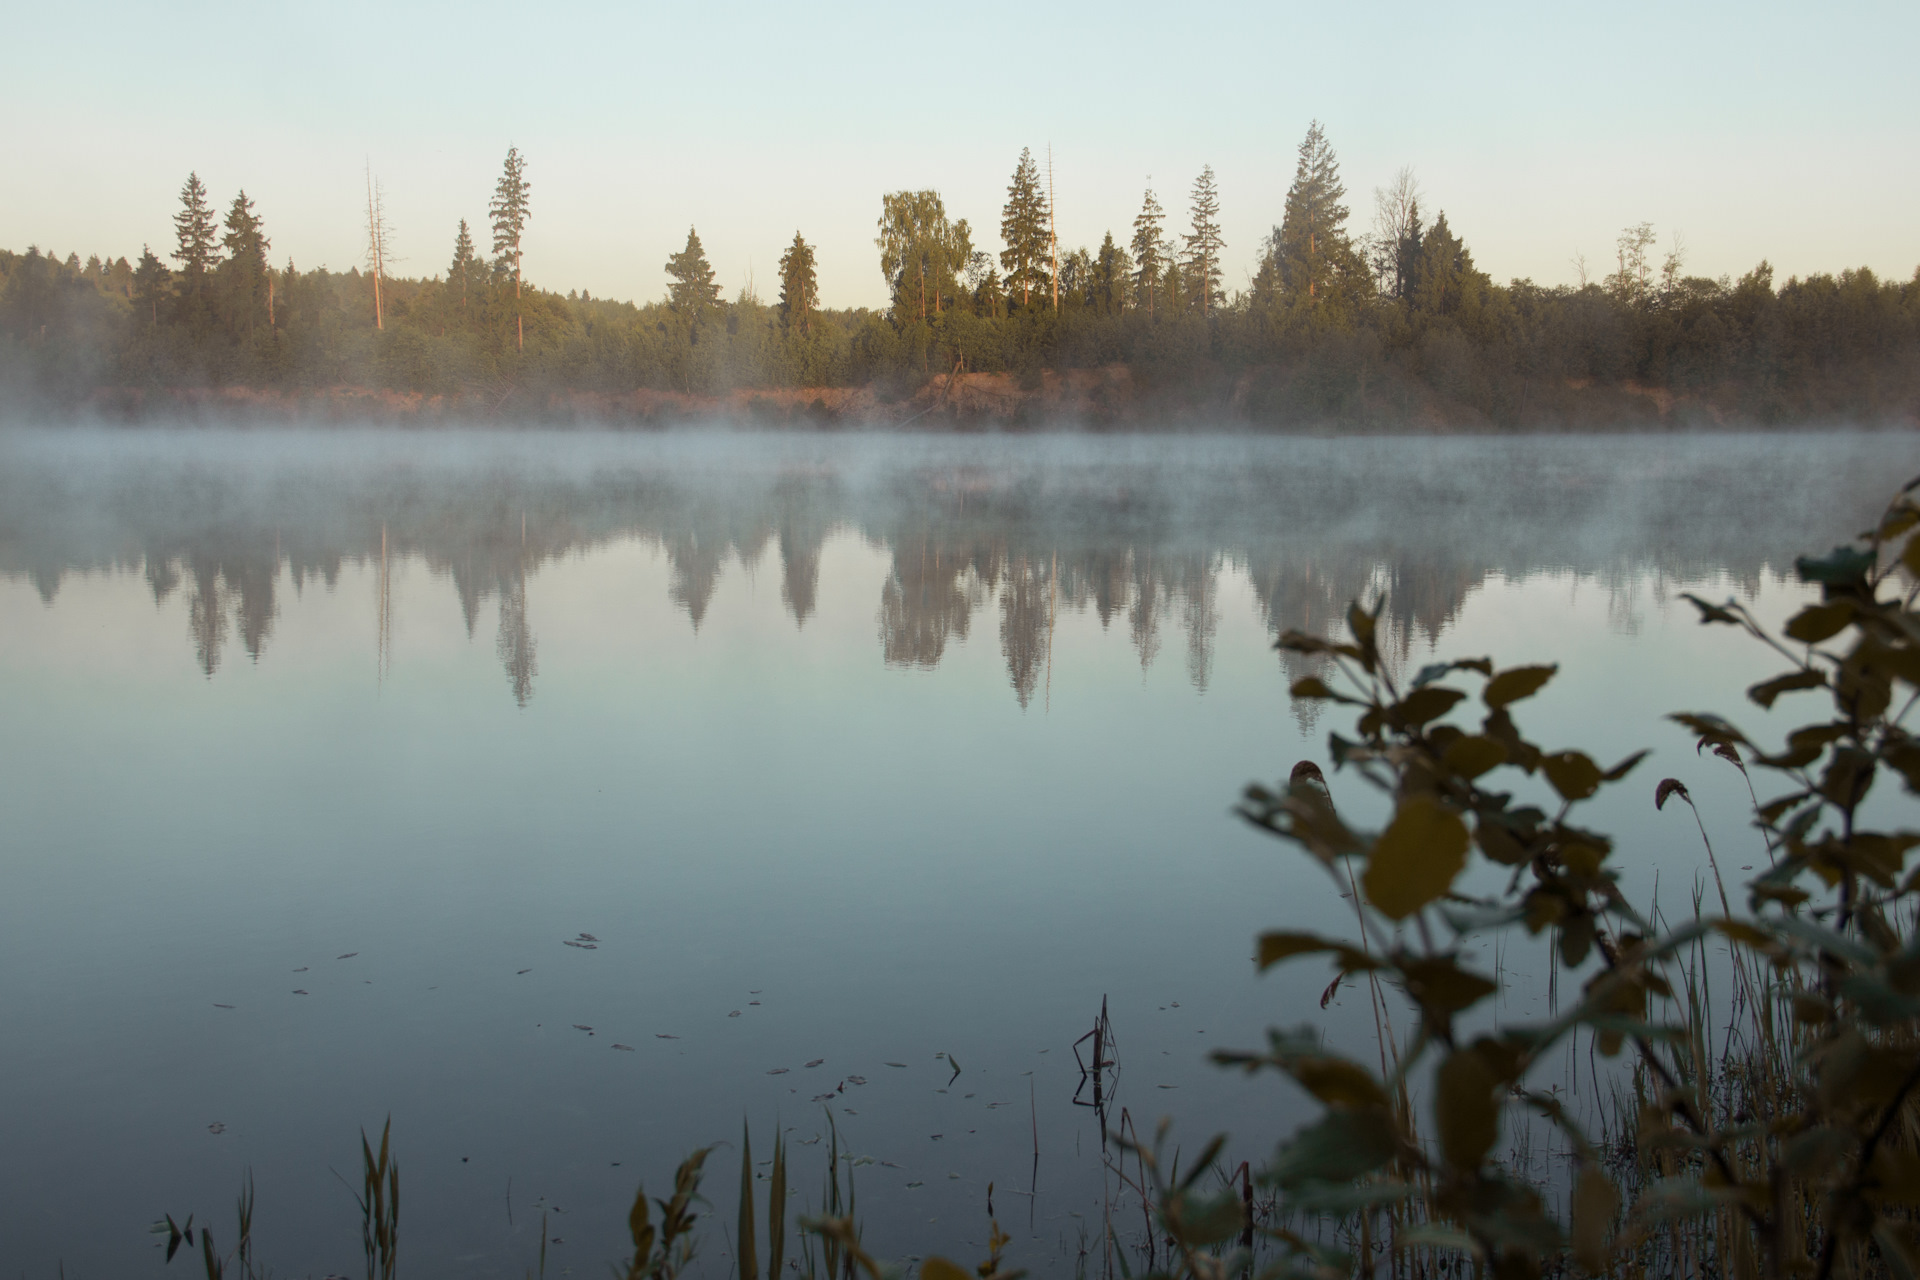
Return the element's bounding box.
[1213,476,1920,1277]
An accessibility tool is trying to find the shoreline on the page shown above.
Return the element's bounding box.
[4,367,1916,433]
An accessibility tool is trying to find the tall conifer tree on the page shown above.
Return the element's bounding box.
[132,246,170,326]
[665,228,722,315]
[1272,121,1359,303]
[219,190,270,340]
[447,219,483,320]
[171,172,221,322]
[1130,186,1167,320]
[1182,166,1225,317]
[998,148,1052,308]
[778,232,817,336]
[489,146,532,349]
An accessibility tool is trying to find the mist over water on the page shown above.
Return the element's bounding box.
[0,427,1914,1278]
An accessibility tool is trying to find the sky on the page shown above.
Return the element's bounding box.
[4,0,1915,311]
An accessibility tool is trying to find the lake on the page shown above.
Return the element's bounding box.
[1,427,1913,1279]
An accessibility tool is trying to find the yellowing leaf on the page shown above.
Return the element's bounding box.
[1434,1047,1500,1170]
[920,1259,973,1280]
[1362,797,1469,920]
[1257,932,1337,970]
[1784,601,1854,644]
[1747,669,1827,709]
[1442,734,1507,780]
[1483,665,1556,709]
[1570,1166,1620,1272]
[1288,1056,1389,1109]
[1542,751,1604,801]
[1395,686,1465,726]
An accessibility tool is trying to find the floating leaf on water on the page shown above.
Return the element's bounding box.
[906,1181,923,1188]
[749,1000,761,1005]
[337,953,358,960]
[612,1044,633,1051]
[930,1134,943,1140]
[845,1075,866,1085]
[813,1094,836,1103]
[728,1010,742,1018]
[806,1059,825,1068]
[293,989,308,995]
[562,940,597,950]
[885,1062,907,1068]
[768,1068,789,1075]
[844,1108,857,1115]
[517,969,532,975]
[656,1034,680,1040]
[573,1025,593,1032]
[881,1161,902,1168]
[293,967,307,973]
[213,1003,234,1009]
[208,1122,226,1134]
[576,933,598,942]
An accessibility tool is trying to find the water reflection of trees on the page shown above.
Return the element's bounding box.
[1,439,1897,706]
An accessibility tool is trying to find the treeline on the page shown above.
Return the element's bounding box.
[3,125,1917,426]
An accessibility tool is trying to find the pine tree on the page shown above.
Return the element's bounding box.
[219,190,270,341]
[489,146,532,349]
[171,172,221,322]
[1130,186,1168,320]
[1182,165,1225,317]
[132,246,170,326]
[665,227,722,315]
[777,232,817,336]
[998,148,1052,309]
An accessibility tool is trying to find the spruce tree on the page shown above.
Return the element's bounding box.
[132,246,170,326]
[1093,231,1132,315]
[778,232,817,335]
[448,219,481,319]
[489,146,532,349]
[998,148,1052,308]
[665,227,722,315]
[1272,120,1359,303]
[1130,186,1168,320]
[219,190,270,341]
[1182,166,1225,317]
[171,172,221,322]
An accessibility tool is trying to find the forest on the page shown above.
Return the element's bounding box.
[1,124,1916,427]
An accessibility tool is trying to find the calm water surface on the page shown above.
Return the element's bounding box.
[1,428,1913,1278]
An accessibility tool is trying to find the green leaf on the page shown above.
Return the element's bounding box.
[1289,677,1337,700]
[1483,664,1556,709]
[1398,956,1499,1016]
[1396,686,1465,726]
[1680,593,1742,625]
[1747,668,1828,707]
[1541,751,1604,801]
[1257,932,1339,970]
[1270,1109,1398,1190]
[1603,749,1650,781]
[1783,602,1854,644]
[1362,796,1470,920]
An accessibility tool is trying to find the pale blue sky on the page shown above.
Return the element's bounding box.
[5,0,1914,309]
